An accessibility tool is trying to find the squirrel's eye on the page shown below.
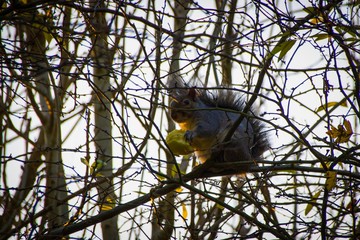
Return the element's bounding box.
[183,99,190,105]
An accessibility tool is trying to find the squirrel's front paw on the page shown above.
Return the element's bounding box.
[184,130,194,144]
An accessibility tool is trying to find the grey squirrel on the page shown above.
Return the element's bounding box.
[168,78,268,172]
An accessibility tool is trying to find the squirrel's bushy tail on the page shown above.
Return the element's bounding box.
[198,88,269,159]
[251,118,268,159]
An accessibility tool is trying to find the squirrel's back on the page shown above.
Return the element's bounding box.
[187,88,268,158]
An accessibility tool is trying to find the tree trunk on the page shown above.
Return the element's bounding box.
[23,11,69,229]
[89,0,119,239]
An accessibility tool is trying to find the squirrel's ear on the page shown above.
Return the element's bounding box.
[188,87,198,101]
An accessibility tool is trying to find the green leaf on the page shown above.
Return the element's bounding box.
[270,40,296,61]
[90,160,106,175]
[32,16,54,44]
[344,37,359,42]
[305,190,321,216]
[278,40,296,60]
[266,32,290,42]
[171,164,179,177]
[133,191,147,195]
[270,43,283,56]
[311,33,330,42]
[335,26,357,38]
[274,169,297,174]
[303,7,317,14]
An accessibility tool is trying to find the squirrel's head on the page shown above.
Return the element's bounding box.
[169,88,198,123]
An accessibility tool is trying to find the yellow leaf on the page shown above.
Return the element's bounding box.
[156,174,166,181]
[106,196,115,204]
[309,16,324,24]
[95,172,104,177]
[274,169,297,174]
[101,204,113,211]
[325,171,337,191]
[181,202,188,219]
[343,119,353,135]
[316,101,347,112]
[166,129,194,155]
[215,203,225,210]
[80,157,90,167]
[305,190,321,216]
[175,187,183,193]
[326,119,353,143]
[326,125,339,138]
[101,196,115,211]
